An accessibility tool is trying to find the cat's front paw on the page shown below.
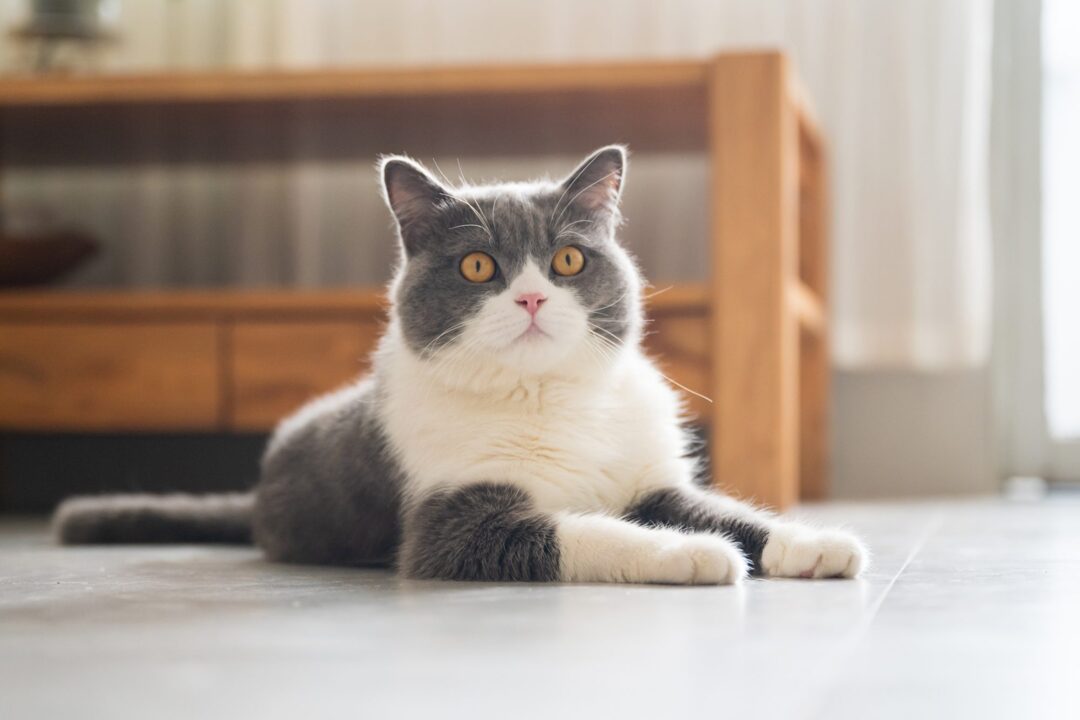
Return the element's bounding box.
[640,534,748,585]
[761,523,868,579]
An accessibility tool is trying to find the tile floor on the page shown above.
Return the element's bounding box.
[1,497,1078,719]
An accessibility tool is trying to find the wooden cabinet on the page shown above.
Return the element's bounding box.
[0,291,385,433]
[0,323,219,430]
[229,320,379,430]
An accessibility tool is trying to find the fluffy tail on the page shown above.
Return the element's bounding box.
[53,492,254,545]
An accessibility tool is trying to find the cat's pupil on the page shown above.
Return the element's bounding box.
[475,260,481,272]
[563,253,570,265]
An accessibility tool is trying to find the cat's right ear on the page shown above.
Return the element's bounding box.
[379,156,448,243]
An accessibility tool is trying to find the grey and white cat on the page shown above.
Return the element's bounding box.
[55,146,867,584]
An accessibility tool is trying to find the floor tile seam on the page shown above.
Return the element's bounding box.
[803,508,946,720]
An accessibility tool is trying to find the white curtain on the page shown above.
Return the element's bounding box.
[0,0,993,370]
[1042,0,1080,439]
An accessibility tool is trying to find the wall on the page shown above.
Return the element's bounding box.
[832,370,996,499]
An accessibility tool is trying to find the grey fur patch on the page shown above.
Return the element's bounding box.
[625,487,771,575]
[254,381,405,566]
[53,492,253,545]
[399,482,561,582]
[382,146,638,356]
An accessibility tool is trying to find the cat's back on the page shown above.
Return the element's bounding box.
[262,378,379,463]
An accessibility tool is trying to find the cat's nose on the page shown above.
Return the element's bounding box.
[515,292,547,317]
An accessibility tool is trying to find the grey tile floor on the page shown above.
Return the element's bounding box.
[1,497,1078,719]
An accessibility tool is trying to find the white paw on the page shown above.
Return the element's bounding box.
[761,523,868,579]
[638,534,748,585]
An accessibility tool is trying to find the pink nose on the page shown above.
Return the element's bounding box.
[516,292,547,317]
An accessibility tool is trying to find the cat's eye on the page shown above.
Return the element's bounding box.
[551,246,585,277]
[460,251,496,283]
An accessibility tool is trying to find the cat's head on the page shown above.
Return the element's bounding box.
[380,146,642,379]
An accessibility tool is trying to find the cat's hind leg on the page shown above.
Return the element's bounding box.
[399,482,746,585]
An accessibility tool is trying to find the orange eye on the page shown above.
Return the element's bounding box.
[460,252,496,283]
[552,246,585,277]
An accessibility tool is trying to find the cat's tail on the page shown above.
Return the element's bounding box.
[52,492,254,545]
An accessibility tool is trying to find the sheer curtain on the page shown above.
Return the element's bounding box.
[0,0,993,370]
[1042,0,1080,440]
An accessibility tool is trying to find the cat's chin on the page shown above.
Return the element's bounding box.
[479,320,576,367]
[515,324,550,341]
[496,334,625,381]
[492,339,575,375]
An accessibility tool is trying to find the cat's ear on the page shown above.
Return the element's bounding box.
[558,145,627,216]
[380,155,448,232]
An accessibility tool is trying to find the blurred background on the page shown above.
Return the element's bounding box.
[0,0,1074,510]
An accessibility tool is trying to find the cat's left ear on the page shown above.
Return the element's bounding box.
[380,155,448,232]
[558,145,627,216]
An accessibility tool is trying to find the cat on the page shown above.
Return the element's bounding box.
[53,146,868,584]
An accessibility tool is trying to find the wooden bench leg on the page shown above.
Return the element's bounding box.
[798,128,830,502]
[706,53,801,510]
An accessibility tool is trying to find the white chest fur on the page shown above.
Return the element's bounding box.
[379,337,692,515]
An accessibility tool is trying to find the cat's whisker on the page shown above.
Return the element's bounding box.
[588,322,623,346]
[588,333,617,357]
[431,158,493,241]
[430,157,456,188]
[423,329,466,359]
[586,327,622,360]
[590,286,638,316]
[597,319,712,403]
[554,229,593,245]
[456,158,494,237]
[657,372,714,405]
[642,285,674,301]
[460,197,493,240]
[587,342,620,372]
[589,342,620,366]
[581,335,613,374]
[420,320,470,357]
[558,218,595,233]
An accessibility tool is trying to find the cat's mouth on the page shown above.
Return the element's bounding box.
[516,323,551,341]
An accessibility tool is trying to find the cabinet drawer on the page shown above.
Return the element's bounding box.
[0,322,220,430]
[228,321,378,431]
